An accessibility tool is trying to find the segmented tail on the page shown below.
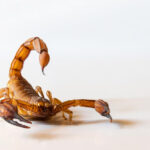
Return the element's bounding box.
[9,37,50,78]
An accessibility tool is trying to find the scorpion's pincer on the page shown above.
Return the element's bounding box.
[0,102,32,128]
[95,99,112,122]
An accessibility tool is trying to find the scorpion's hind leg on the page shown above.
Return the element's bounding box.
[54,99,112,122]
[46,90,73,121]
[0,88,10,99]
[0,99,31,128]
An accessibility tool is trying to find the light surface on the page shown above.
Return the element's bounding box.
[0,0,150,150]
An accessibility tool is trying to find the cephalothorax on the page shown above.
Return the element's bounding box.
[0,37,112,128]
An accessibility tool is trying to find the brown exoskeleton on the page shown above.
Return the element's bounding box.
[0,37,112,128]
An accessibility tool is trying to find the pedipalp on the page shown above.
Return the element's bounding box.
[0,101,31,128]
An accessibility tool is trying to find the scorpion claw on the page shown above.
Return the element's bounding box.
[105,114,112,122]
[4,118,30,129]
[14,113,32,124]
[0,102,31,128]
[95,99,112,122]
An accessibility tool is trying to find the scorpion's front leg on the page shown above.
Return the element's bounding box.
[35,86,44,97]
[0,99,31,128]
[46,90,73,121]
[35,86,73,120]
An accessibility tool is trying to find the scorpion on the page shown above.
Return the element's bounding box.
[0,37,112,128]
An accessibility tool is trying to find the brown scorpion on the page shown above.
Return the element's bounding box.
[0,37,112,128]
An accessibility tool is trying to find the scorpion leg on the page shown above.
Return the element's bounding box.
[54,99,112,122]
[35,86,44,97]
[0,88,9,99]
[46,90,73,120]
[53,98,73,121]
[0,99,31,128]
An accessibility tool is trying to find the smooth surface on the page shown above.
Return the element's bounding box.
[0,99,149,150]
[0,0,150,150]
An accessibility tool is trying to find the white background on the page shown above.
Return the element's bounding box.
[0,0,150,150]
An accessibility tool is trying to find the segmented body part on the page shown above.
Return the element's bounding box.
[7,37,52,118]
[9,37,50,77]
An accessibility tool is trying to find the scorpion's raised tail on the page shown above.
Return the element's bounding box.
[9,37,50,78]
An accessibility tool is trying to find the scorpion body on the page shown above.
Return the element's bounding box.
[0,37,112,128]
